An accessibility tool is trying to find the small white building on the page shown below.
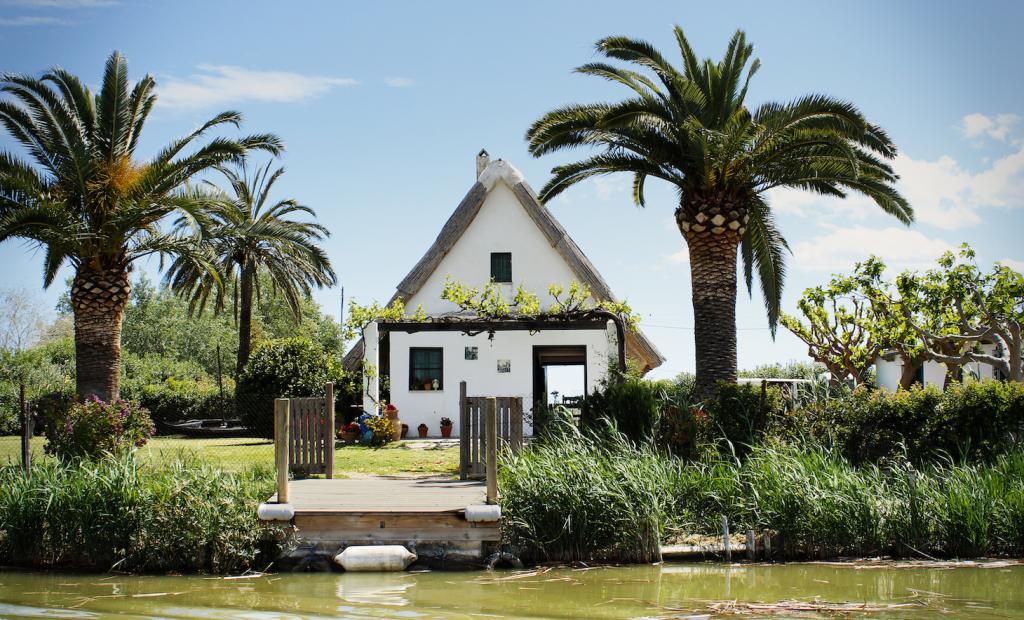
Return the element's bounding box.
[873,344,998,392]
[344,151,664,436]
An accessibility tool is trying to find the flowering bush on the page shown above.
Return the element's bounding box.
[364,414,394,446]
[383,403,398,413]
[43,396,155,460]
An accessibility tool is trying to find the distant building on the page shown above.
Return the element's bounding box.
[873,341,999,391]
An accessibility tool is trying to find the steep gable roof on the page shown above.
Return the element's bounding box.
[345,157,665,373]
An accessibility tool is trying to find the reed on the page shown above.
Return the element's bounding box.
[0,452,276,573]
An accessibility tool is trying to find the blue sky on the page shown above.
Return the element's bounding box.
[1,0,1023,381]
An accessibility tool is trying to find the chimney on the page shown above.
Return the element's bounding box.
[476,148,490,179]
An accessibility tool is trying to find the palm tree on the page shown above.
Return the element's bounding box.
[0,51,282,401]
[526,27,912,399]
[165,160,336,374]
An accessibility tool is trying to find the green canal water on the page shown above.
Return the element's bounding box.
[1,562,1023,619]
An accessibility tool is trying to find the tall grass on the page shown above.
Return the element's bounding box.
[500,433,1024,562]
[0,453,278,573]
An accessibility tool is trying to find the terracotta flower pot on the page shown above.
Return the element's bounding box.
[340,431,357,443]
[417,425,428,438]
[401,424,409,438]
[440,424,453,438]
[391,419,402,442]
[385,408,399,420]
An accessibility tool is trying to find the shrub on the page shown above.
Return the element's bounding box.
[701,381,784,458]
[42,397,155,460]
[782,381,1024,464]
[236,338,344,437]
[579,375,662,444]
[363,414,394,446]
[0,454,278,573]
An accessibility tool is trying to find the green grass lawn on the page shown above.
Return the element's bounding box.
[0,435,459,477]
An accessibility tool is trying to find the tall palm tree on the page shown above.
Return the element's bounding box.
[0,51,282,401]
[526,27,912,399]
[165,160,336,374]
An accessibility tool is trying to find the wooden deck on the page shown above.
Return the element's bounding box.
[273,478,500,546]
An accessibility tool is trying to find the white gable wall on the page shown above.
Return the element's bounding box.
[874,343,998,391]
[405,181,585,313]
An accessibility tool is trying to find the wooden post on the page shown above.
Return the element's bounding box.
[746,529,756,561]
[20,383,30,477]
[459,381,469,480]
[485,396,498,504]
[274,398,290,503]
[763,529,772,561]
[721,515,731,562]
[325,382,335,479]
[510,398,523,455]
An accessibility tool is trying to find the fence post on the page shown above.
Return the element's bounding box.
[485,396,497,504]
[721,515,731,562]
[20,383,30,477]
[325,382,335,479]
[459,381,469,480]
[274,398,290,503]
[746,529,756,561]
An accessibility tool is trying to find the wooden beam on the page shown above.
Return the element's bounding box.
[459,381,469,480]
[486,397,497,504]
[378,319,608,333]
[274,398,290,503]
[325,382,335,479]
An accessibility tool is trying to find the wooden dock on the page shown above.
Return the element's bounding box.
[273,477,499,544]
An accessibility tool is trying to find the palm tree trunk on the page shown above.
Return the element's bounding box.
[236,261,254,375]
[687,231,740,400]
[71,264,130,401]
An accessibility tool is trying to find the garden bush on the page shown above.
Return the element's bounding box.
[579,375,662,444]
[701,381,784,458]
[0,454,278,573]
[780,380,1024,464]
[42,397,154,460]
[236,338,344,437]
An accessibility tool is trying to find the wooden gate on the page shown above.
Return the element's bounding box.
[459,381,523,479]
[287,383,335,477]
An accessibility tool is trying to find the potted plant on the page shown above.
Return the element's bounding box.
[440,416,454,438]
[401,423,409,438]
[423,381,433,391]
[338,422,360,444]
[383,402,399,420]
[417,423,429,438]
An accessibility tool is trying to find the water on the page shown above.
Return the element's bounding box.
[1,562,1023,619]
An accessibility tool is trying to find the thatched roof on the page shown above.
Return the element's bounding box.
[343,157,665,373]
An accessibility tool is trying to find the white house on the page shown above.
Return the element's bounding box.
[344,150,664,436]
[873,343,998,392]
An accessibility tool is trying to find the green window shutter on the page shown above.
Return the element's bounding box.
[490,252,512,283]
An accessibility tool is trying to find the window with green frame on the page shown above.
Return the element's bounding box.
[490,252,512,283]
[409,347,443,390]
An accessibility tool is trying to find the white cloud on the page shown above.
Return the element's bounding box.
[156,65,357,109]
[666,248,688,265]
[0,15,63,25]
[767,145,1024,230]
[590,175,630,201]
[960,112,1020,142]
[384,77,414,87]
[998,258,1024,272]
[792,226,954,272]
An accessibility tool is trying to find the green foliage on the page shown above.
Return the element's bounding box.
[0,454,277,572]
[500,431,1024,561]
[780,381,1024,464]
[364,414,395,446]
[739,361,823,380]
[499,421,670,563]
[236,338,344,436]
[700,381,785,458]
[579,376,662,444]
[42,397,155,460]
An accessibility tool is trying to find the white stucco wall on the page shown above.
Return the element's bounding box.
[874,343,998,391]
[404,182,586,313]
[386,326,615,437]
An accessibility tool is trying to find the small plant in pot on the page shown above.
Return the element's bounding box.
[440,416,454,438]
[339,422,360,444]
[401,423,409,438]
[417,423,429,438]
[383,402,399,420]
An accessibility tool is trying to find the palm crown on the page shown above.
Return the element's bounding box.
[166,161,336,373]
[0,51,282,399]
[526,27,911,396]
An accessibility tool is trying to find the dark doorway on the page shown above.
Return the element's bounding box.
[532,346,587,433]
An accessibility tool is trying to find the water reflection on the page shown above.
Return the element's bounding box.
[0,562,1021,619]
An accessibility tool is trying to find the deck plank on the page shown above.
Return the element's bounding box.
[272,477,488,513]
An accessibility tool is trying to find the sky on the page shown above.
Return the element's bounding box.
[1,0,1023,382]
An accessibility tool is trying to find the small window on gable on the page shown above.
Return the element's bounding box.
[410,347,443,391]
[490,252,512,283]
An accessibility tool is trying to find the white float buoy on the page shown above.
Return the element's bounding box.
[334,545,417,572]
[257,503,295,521]
[465,504,501,522]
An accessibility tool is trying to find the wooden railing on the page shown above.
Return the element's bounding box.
[459,381,523,487]
[273,383,335,503]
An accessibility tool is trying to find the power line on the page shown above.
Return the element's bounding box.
[644,323,774,331]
